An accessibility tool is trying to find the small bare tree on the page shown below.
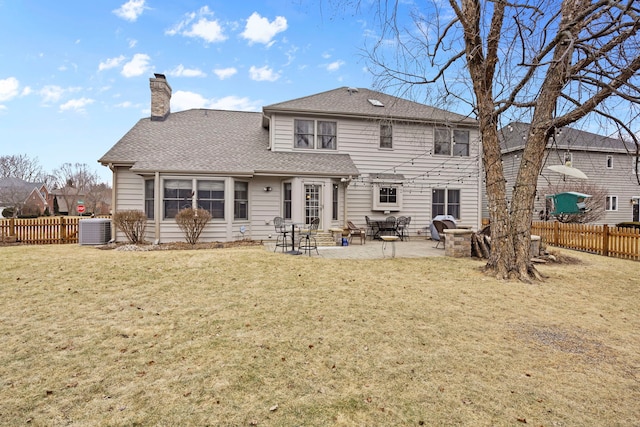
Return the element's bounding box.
[112,210,147,244]
[541,182,607,223]
[175,208,212,245]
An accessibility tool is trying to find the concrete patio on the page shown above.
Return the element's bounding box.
[265,237,447,259]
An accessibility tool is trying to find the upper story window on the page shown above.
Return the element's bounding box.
[606,155,613,169]
[434,128,470,156]
[564,152,573,166]
[294,119,337,150]
[380,123,392,149]
[606,195,618,211]
[633,156,639,174]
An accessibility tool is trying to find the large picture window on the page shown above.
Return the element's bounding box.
[163,179,192,219]
[197,180,224,219]
[434,128,470,157]
[432,189,461,219]
[294,119,337,150]
[234,181,249,220]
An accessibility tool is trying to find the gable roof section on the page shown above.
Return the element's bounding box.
[500,122,633,154]
[263,87,477,126]
[99,109,358,177]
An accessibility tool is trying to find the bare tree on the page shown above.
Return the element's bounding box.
[540,181,607,224]
[0,154,46,182]
[363,0,640,280]
[52,163,99,215]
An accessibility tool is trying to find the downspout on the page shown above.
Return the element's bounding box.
[154,171,160,244]
[341,176,352,228]
[108,163,116,243]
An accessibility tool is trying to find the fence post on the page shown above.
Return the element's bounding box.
[553,221,560,246]
[602,224,609,257]
[9,218,15,237]
[60,217,67,243]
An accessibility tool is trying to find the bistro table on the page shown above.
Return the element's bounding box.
[285,222,302,255]
[381,235,400,258]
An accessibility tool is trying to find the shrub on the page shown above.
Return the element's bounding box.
[112,210,147,244]
[175,208,211,244]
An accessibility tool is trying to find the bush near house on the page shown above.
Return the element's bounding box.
[112,210,147,244]
[175,208,212,244]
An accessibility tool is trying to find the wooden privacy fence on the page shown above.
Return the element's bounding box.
[532,221,640,261]
[1,217,83,244]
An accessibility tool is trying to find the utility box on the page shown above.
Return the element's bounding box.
[546,192,591,215]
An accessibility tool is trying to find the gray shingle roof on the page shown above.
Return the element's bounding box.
[99,109,359,176]
[500,122,633,153]
[264,87,477,125]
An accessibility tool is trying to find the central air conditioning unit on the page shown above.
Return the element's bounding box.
[78,218,112,245]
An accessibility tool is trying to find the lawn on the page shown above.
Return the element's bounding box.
[0,244,638,426]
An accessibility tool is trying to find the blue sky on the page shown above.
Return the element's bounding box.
[0,0,384,184]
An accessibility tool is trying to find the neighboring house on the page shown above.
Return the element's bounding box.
[99,74,482,243]
[0,177,53,217]
[493,122,640,225]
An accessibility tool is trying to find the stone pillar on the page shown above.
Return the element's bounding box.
[443,229,473,257]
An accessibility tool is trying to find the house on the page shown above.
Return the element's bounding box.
[0,177,53,217]
[99,74,482,243]
[495,122,640,224]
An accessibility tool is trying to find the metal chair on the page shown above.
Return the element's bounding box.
[381,216,396,237]
[396,216,409,241]
[273,216,289,252]
[298,217,320,256]
[365,216,376,241]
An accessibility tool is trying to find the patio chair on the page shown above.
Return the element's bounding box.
[396,216,409,241]
[347,220,366,245]
[365,216,376,241]
[273,216,289,252]
[298,217,320,256]
[431,220,449,249]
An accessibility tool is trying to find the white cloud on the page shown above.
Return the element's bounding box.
[326,60,345,72]
[21,86,32,96]
[128,39,138,48]
[113,0,147,22]
[166,6,226,43]
[121,53,151,77]
[39,85,65,103]
[99,55,126,71]
[249,65,280,82]
[171,90,261,112]
[167,64,206,78]
[59,97,95,113]
[241,12,287,45]
[213,67,237,80]
[0,77,20,102]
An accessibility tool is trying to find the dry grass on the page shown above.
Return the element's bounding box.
[0,245,638,426]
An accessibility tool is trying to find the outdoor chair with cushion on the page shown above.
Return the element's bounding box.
[431,219,449,249]
[347,220,366,245]
[273,216,289,252]
[298,217,320,256]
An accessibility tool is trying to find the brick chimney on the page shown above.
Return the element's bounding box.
[150,73,172,121]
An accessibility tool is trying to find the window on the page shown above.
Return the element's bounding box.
[633,156,639,174]
[434,128,470,156]
[607,155,613,169]
[144,179,154,219]
[563,152,573,166]
[294,119,337,149]
[372,183,403,211]
[163,179,192,219]
[606,195,618,211]
[432,189,461,219]
[380,124,392,149]
[318,121,337,149]
[453,130,469,156]
[294,120,314,148]
[332,184,339,221]
[283,182,292,220]
[197,180,224,219]
[234,181,248,220]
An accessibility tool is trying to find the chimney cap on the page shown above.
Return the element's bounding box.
[154,73,166,79]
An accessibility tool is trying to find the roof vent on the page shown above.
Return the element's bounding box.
[368,98,384,107]
[347,87,359,94]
